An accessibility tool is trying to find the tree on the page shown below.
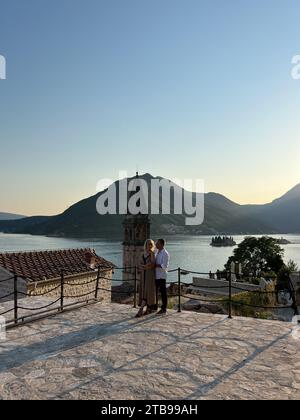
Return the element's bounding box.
[277,259,298,292]
[286,259,299,273]
[277,265,291,291]
[225,236,284,277]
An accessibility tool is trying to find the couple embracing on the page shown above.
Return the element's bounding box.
[136,238,170,318]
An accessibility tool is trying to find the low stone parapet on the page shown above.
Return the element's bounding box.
[192,276,263,295]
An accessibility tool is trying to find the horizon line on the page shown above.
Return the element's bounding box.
[1,174,299,218]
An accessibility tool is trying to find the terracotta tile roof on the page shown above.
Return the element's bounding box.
[0,248,115,282]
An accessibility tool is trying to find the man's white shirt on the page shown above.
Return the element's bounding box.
[155,248,170,280]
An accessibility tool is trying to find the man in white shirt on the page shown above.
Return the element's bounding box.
[155,238,170,314]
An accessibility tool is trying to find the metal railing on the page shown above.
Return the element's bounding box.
[0,266,298,329]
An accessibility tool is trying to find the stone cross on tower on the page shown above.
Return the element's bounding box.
[122,172,151,282]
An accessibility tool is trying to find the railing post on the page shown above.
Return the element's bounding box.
[290,278,299,316]
[134,266,137,308]
[14,274,18,325]
[177,267,181,313]
[293,290,299,316]
[95,267,100,300]
[60,270,64,312]
[228,270,232,319]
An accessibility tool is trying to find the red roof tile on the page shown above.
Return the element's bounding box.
[0,248,114,281]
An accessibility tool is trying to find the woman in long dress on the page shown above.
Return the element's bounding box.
[135,239,157,318]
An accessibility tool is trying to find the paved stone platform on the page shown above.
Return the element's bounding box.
[0,302,299,400]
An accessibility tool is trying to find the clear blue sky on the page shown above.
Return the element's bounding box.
[0,0,300,215]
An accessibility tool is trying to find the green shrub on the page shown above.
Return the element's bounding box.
[220,282,277,319]
[277,266,291,291]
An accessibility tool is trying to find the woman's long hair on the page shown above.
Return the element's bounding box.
[144,239,155,254]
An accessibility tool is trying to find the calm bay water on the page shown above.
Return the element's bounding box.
[1,233,300,284]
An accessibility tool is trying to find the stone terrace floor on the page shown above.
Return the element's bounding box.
[0,302,299,400]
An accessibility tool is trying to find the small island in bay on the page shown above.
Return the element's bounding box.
[276,237,292,245]
[210,236,237,247]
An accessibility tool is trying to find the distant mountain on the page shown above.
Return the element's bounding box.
[0,174,299,237]
[245,184,300,233]
[0,212,27,221]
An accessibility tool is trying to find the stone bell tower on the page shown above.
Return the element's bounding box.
[123,173,151,282]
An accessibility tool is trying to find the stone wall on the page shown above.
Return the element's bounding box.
[193,276,263,295]
[27,269,112,304]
